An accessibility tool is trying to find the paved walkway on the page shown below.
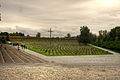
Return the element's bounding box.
[22,45,120,65]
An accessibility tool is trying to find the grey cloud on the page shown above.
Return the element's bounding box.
[0,0,120,37]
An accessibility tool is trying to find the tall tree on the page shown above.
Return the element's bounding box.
[78,26,90,45]
[98,30,110,42]
[0,32,9,42]
[109,26,120,41]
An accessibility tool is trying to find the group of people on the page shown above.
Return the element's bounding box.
[21,44,27,49]
[11,42,27,51]
[1,41,27,51]
[18,43,27,51]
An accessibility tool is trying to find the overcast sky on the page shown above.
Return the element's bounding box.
[0,0,120,37]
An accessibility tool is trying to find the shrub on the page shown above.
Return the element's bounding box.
[93,41,120,53]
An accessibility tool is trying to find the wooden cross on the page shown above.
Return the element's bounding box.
[48,28,54,38]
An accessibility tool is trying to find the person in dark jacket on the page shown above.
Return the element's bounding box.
[21,44,23,49]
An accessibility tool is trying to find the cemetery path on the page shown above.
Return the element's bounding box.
[23,45,120,66]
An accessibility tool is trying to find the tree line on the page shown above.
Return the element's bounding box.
[77,26,120,45]
[0,32,25,36]
[0,32,25,43]
[77,26,120,53]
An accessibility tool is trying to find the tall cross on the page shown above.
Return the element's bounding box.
[48,28,54,38]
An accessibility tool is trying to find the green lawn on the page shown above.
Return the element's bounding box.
[11,41,112,56]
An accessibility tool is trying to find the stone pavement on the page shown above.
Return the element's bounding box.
[22,45,120,65]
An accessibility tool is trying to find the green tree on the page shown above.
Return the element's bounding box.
[36,32,41,37]
[78,26,90,45]
[0,36,6,43]
[0,32,9,42]
[67,33,71,38]
[19,32,24,36]
[6,35,10,41]
[89,33,97,43]
[109,26,120,41]
[15,32,19,36]
[98,30,110,42]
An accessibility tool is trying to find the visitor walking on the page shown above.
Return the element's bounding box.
[21,44,23,49]
[23,45,27,49]
[18,46,20,51]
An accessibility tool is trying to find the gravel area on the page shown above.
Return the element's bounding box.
[1,45,119,80]
[0,63,120,80]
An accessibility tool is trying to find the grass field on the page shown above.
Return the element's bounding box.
[11,41,112,56]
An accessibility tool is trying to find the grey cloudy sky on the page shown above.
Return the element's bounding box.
[0,0,120,37]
